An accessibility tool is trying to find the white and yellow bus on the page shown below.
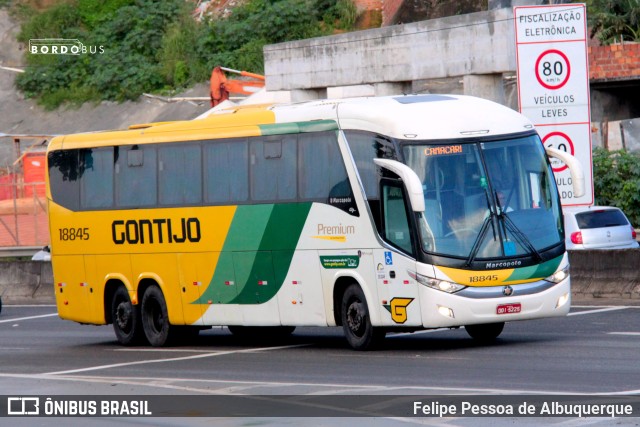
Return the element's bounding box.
[46,94,583,350]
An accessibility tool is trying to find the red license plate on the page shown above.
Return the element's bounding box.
[496,303,521,315]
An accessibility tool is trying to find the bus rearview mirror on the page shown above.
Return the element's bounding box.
[544,146,585,198]
[373,158,425,212]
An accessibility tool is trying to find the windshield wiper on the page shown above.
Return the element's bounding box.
[500,211,542,262]
[492,188,542,262]
[464,187,498,268]
[465,190,543,267]
[464,213,494,268]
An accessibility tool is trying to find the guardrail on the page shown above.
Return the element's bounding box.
[0,250,639,305]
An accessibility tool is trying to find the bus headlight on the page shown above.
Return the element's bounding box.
[545,265,570,283]
[412,271,466,293]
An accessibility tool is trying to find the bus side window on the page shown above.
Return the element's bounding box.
[48,149,80,211]
[115,145,157,208]
[204,139,249,204]
[80,148,114,209]
[380,179,414,256]
[299,132,357,216]
[158,144,202,206]
[251,136,297,201]
[344,130,399,232]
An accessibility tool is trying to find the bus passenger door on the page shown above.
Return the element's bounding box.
[375,176,422,327]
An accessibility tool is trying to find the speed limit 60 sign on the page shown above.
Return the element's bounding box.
[515,4,593,206]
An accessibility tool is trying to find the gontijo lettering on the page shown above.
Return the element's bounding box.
[112,218,201,244]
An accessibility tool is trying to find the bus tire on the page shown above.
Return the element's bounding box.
[465,322,505,342]
[111,286,144,346]
[141,285,174,347]
[341,284,385,350]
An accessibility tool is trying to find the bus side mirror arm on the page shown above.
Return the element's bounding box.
[544,146,585,198]
[373,158,425,212]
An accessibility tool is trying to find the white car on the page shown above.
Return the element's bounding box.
[563,206,639,250]
[31,245,51,261]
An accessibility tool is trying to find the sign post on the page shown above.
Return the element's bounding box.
[514,3,593,206]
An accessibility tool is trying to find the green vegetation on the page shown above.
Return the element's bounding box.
[14,0,358,109]
[592,147,640,226]
[585,0,640,44]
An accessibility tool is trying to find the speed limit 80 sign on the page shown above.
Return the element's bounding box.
[535,49,570,90]
[515,4,593,206]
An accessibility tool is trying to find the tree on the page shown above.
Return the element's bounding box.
[586,0,640,44]
[592,148,640,226]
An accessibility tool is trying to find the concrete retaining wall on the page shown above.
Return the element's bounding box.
[0,252,638,305]
[568,250,640,300]
[0,261,54,304]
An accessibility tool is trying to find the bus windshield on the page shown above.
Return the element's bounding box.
[402,134,562,260]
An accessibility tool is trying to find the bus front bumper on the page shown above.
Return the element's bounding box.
[419,277,571,328]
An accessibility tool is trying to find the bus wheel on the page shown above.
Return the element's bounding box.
[111,286,144,345]
[141,286,174,347]
[465,322,505,342]
[341,284,385,350]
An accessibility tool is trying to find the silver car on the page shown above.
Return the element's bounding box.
[563,206,639,250]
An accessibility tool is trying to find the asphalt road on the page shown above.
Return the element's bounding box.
[0,303,639,426]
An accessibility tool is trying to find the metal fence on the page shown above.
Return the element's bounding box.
[0,137,51,250]
[0,179,49,248]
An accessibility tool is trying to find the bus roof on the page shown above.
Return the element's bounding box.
[49,94,534,151]
[269,94,534,140]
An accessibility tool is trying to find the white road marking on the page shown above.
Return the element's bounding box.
[568,306,629,316]
[44,343,310,375]
[2,372,640,396]
[608,332,640,336]
[1,304,57,308]
[115,348,228,353]
[0,313,58,324]
[388,328,452,337]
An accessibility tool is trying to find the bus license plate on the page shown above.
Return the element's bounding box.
[496,303,521,315]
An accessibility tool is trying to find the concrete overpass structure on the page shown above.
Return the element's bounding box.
[263,8,518,108]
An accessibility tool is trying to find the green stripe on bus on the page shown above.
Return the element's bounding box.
[229,203,312,304]
[195,203,312,305]
[222,204,274,251]
[258,120,338,136]
[507,255,563,282]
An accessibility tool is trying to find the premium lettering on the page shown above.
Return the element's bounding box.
[317,223,355,235]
